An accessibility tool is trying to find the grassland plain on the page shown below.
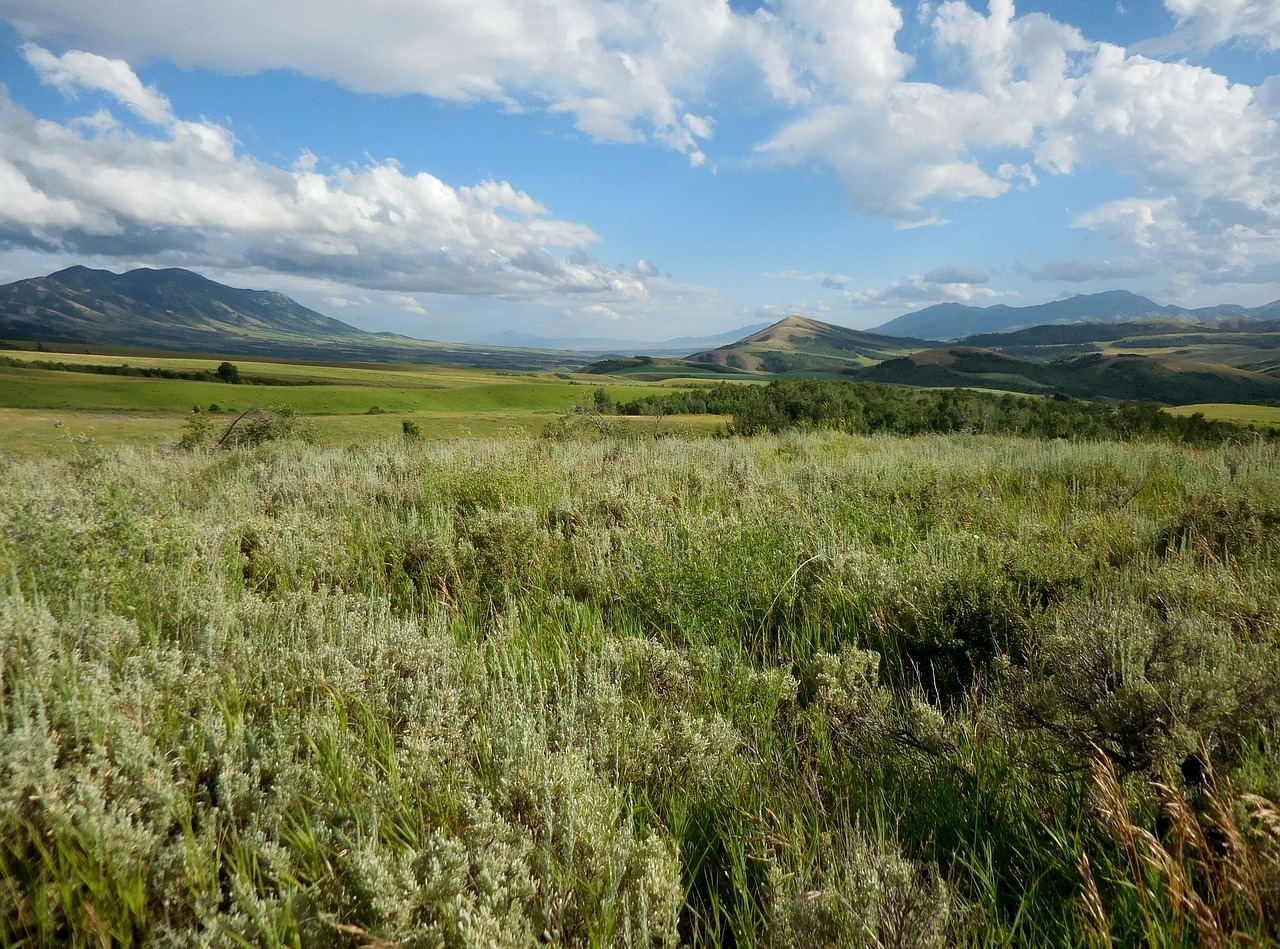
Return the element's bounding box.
[2,429,1280,947]
[0,355,713,455]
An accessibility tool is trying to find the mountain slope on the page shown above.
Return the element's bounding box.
[686,315,931,372]
[856,347,1280,405]
[0,266,365,344]
[955,317,1280,372]
[872,291,1178,340]
[0,266,579,369]
[577,312,1280,404]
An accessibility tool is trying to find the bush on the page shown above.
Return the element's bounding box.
[1012,595,1280,774]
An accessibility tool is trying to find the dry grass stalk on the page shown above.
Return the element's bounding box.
[1076,851,1112,949]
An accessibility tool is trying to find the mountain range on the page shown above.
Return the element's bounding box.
[608,311,1280,405]
[0,266,581,369]
[4,266,1280,405]
[871,290,1280,340]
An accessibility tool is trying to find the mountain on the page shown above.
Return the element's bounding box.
[954,318,1280,374]
[597,312,1280,405]
[871,291,1182,340]
[477,323,770,355]
[685,315,932,372]
[0,266,580,369]
[0,266,367,344]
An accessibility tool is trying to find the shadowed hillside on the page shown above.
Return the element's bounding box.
[860,347,1280,404]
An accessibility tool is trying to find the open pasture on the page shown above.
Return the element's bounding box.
[1168,401,1280,428]
[0,351,711,454]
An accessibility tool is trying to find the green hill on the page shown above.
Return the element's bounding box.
[957,318,1280,370]
[858,347,1280,405]
[0,266,580,370]
[684,315,931,372]
[582,314,1280,405]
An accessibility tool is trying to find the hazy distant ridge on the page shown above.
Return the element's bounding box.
[872,290,1280,340]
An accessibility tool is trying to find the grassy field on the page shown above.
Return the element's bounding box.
[1168,402,1280,427]
[2,427,1279,947]
[0,352,718,454]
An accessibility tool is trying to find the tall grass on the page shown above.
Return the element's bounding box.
[2,431,1278,945]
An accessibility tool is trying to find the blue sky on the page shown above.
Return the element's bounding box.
[0,0,1278,343]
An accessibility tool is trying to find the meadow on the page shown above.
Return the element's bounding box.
[2,420,1279,946]
[0,354,718,455]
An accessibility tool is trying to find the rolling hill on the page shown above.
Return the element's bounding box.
[683,315,932,372]
[872,290,1280,340]
[859,347,1280,405]
[954,318,1280,375]
[0,266,580,370]
[578,313,1280,406]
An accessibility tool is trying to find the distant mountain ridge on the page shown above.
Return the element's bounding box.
[0,266,581,369]
[576,312,1280,405]
[872,290,1280,340]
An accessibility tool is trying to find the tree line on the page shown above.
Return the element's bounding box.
[0,356,320,386]
[615,378,1274,445]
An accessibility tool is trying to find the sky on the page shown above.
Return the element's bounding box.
[0,1,1279,343]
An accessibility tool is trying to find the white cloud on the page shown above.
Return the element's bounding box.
[576,303,621,320]
[385,292,428,315]
[1047,52,1280,287]
[6,1,1280,300]
[22,43,174,125]
[752,0,1088,224]
[322,294,373,309]
[844,273,1014,308]
[0,63,654,306]
[922,264,989,285]
[2,0,741,163]
[1159,0,1280,51]
[768,269,853,285]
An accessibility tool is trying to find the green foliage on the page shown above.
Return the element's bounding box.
[619,378,1274,445]
[1,433,1279,945]
[216,361,242,384]
[1012,595,1280,774]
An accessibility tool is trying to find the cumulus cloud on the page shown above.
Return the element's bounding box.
[22,43,174,125]
[751,0,1091,225]
[752,0,1280,281]
[6,1,1280,297]
[1158,0,1280,51]
[322,294,372,309]
[2,0,735,164]
[0,57,654,305]
[923,265,989,285]
[844,273,1014,308]
[576,303,621,320]
[386,292,428,315]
